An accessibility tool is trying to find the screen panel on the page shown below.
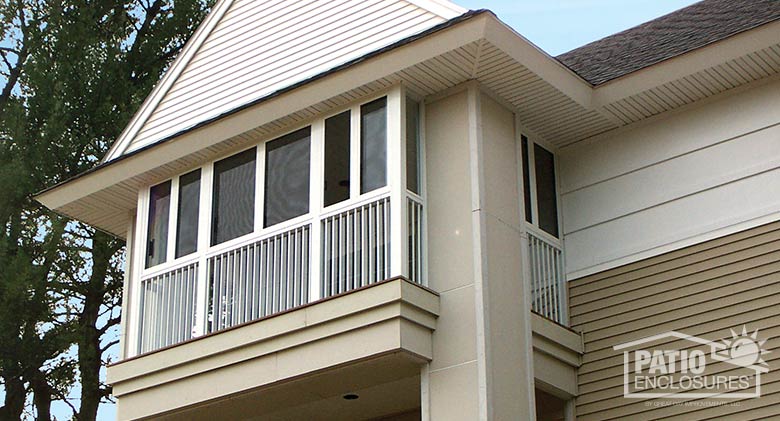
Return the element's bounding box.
[146,181,171,268]
[324,111,351,207]
[212,148,256,245]
[176,169,201,258]
[264,128,311,227]
[360,97,387,194]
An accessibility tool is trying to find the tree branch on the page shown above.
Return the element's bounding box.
[99,339,119,354]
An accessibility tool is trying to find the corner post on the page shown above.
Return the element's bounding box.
[388,84,408,279]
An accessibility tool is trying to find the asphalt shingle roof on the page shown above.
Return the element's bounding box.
[556,0,780,85]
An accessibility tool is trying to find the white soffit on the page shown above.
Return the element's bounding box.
[104,0,463,161]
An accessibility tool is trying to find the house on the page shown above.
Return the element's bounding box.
[34,0,780,419]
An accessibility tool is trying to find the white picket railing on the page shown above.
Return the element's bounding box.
[408,196,424,284]
[206,224,311,333]
[321,196,391,297]
[527,231,567,325]
[135,193,429,354]
[138,262,199,354]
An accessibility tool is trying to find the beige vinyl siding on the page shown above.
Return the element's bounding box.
[559,76,780,279]
[124,0,448,154]
[570,220,780,421]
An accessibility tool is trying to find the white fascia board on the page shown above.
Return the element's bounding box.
[482,16,594,109]
[36,14,491,212]
[592,19,780,108]
[102,0,235,163]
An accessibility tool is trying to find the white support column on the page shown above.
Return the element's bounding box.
[127,190,149,357]
[418,99,430,287]
[119,212,136,360]
[510,109,539,421]
[193,163,213,337]
[387,84,408,278]
[309,120,325,303]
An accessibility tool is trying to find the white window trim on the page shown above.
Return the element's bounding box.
[518,133,564,248]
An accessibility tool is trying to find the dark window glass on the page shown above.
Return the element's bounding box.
[264,128,311,227]
[212,148,256,245]
[406,98,420,194]
[175,169,201,258]
[146,181,171,268]
[360,97,387,194]
[324,111,350,207]
[534,143,559,237]
[521,136,532,223]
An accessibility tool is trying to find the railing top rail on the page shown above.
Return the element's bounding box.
[319,190,391,219]
[204,218,312,259]
[141,256,200,281]
[526,225,562,250]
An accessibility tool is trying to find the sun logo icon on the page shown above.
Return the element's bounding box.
[714,326,771,370]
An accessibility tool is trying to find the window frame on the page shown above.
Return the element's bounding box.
[518,132,563,245]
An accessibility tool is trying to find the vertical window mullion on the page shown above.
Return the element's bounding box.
[167,177,179,262]
[194,163,213,337]
[350,105,361,199]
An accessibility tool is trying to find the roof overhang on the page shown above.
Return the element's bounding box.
[591,18,780,125]
[35,10,780,238]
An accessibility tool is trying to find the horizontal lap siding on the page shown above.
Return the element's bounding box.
[570,221,780,420]
[559,77,780,278]
[126,0,445,153]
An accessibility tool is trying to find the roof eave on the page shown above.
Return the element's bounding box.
[592,18,780,108]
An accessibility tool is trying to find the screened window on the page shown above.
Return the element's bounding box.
[520,136,532,223]
[264,128,311,227]
[175,169,201,258]
[360,97,387,194]
[146,181,171,268]
[521,137,559,238]
[324,111,350,207]
[406,98,420,194]
[212,148,256,246]
[534,144,558,237]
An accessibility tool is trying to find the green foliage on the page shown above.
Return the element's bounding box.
[0,0,213,419]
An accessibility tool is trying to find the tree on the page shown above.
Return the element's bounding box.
[0,0,212,419]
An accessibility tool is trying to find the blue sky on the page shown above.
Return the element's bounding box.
[31,1,698,420]
[455,0,699,55]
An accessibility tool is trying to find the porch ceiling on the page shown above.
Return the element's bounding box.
[36,12,780,239]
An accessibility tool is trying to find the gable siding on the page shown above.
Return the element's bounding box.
[559,76,780,279]
[570,220,780,420]
[125,0,448,154]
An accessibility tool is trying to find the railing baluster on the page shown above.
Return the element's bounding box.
[138,262,199,353]
[526,231,565,324]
